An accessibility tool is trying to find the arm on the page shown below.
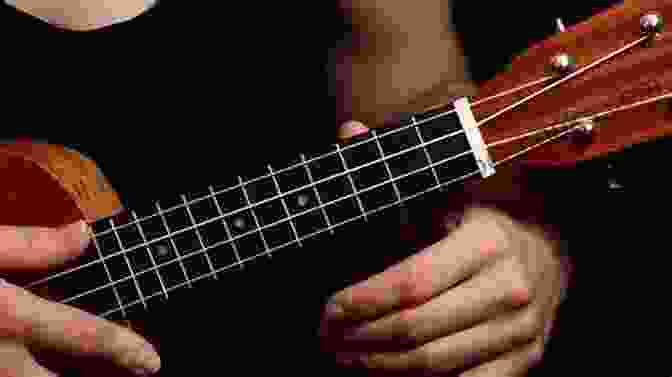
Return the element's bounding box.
[332,0,477,126]
[326,3,571,375]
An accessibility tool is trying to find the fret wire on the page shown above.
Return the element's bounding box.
[60,148,479,307]
[98,167,482,320]
[37,64,670,295]
[209,186,244,269]
[301,153,333,235]
[55,38,664,302]
[39,146,477,294]
[181,194,219,280]
[267,165,302,247]
[335,143,368,222]
[155,202,193,289]
[89,74,562,241]
[90,232,126,318]
[102,38,647,242]
[132,211,169,299]
[90,127,467,241]
[110,218,147,310]
[238,176,273,257]
[371,129,402,202]
[412,116,442,188]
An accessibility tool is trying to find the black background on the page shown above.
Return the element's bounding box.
[4,1,672,376]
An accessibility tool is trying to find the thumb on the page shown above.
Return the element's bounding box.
[337,120,370,141]
[0,221,91,270]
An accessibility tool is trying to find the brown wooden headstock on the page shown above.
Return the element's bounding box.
[457,0,672,167]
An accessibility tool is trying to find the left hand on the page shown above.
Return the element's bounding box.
[318,206,570,376]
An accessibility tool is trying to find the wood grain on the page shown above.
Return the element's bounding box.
[398,0,672,168]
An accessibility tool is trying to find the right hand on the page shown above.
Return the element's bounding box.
[0,221,161,376]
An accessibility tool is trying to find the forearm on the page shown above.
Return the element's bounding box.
[5,0,155,30]
[332,0,476,126]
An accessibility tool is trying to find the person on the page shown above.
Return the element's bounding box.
[0,1,572,376]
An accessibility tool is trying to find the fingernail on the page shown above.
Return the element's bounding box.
[337,121,370,140]
[73,220,92,249]
[131,345,161,376]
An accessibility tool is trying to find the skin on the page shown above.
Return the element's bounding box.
[0,221,161,376]
[2,1,571,376]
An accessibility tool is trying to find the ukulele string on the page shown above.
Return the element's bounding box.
[87,31,651,244]
[81,73,556,245]
[43,90,672,315]
[488,92,672,150]
[87,32,653,247]
[476,35,650,127]
[20,33,662,293]
[25,79,558,291]
[493,91,672,166]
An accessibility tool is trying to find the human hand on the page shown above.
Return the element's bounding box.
[318,205,570,377]
[0,221,161,376]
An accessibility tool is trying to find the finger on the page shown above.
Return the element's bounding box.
[336,306,543,375]
[0,280,160,376]
[0,339,58,377]
[0,221,91,270]
[458,339,545,377]
[324,207,512,323]
[333,257,531,350]
[337,120,370,141]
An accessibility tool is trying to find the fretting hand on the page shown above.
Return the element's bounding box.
[320,122,571,377]
[0,222,161,376]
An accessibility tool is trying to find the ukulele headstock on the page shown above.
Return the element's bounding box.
[454,0,672,167]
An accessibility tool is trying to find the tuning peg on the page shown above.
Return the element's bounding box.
[641,13,664,34]
[550,53,577,75]
[555,18,566,33]
[570,118,596,145]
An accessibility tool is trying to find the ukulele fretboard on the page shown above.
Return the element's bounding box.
[29,104,483,320]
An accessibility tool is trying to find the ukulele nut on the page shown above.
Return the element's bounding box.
[576,119,595,134]
[641,13,664,35]
[570,119,596,145]
[550,53,576,75]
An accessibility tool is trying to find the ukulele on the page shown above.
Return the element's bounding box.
[1,0,671,374]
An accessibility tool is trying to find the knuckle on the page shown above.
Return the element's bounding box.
[503,259,532,306]
[398,265,431,307]
[517,310,545,342]
[472,216,513,257]
[528,340,546,367]
[396,308,421,344]
[416,348,434,371]
[80,321,118,355]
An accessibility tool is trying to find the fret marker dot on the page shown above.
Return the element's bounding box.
[233,217,246,230]
[156,244,170,257]
[297,194,310,207]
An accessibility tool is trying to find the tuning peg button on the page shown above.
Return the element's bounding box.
[550,53,577,75]
[641,13,664,34]
[556,18,567,33]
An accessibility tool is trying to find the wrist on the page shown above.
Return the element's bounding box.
[333,31,475,126]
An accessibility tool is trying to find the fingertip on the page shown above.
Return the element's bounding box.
[63,220,92,253]
[337,121,370,140]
